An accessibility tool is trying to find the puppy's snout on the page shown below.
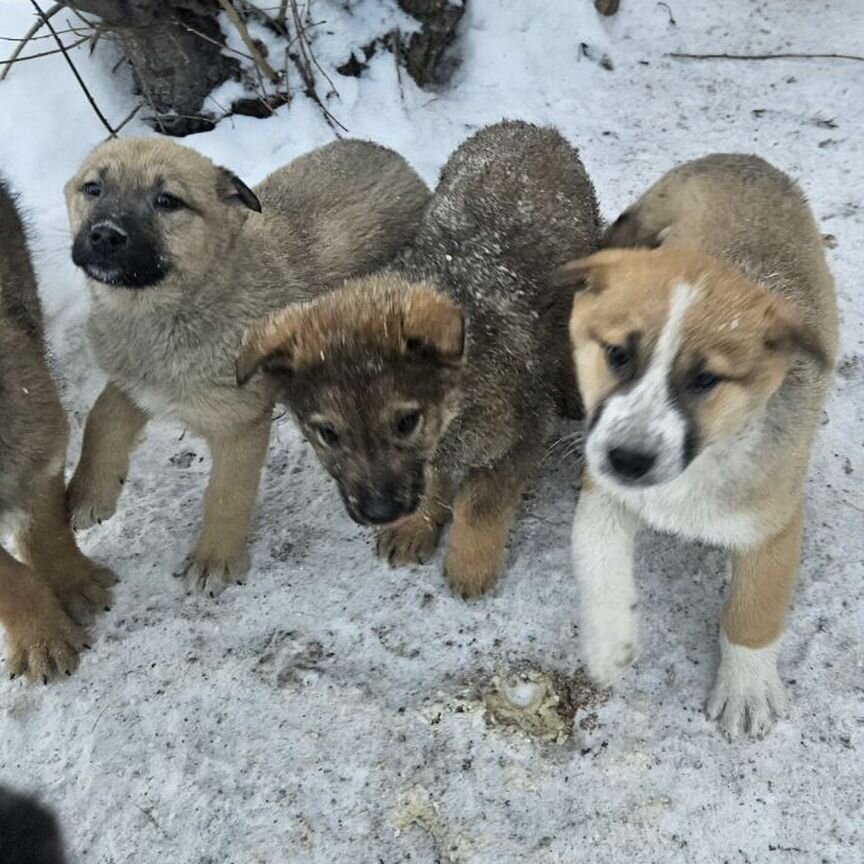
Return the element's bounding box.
[355,488,412,525]
[608,446,656,481]
[88,221,127,254]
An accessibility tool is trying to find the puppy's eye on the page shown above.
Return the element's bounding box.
[395,410,422,438]
[315,424,339,448]
[82,181,102,199]
[155,192,185,211]
[605,343,631,374]
[689,370,721,393]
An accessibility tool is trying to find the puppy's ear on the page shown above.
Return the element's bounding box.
[764,300,830,369]
[551,249,626,293]
[401,287,465,364]
[235,309,300,386]
[601,209,664,250]
[217,168,262,213]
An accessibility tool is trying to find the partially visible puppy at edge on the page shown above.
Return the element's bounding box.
[65,138,430,596]
[0,786,68,864]
[237,120,601,598]
[555,154,838,736]
[0,181,114,682]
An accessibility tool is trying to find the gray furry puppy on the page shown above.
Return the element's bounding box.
[0,181,114,682]
[237,121,601,597]
[65,138,430,595]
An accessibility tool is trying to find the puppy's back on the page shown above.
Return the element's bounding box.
[605,154,837,358]
[255,139,430,283]
[420,120,600,282]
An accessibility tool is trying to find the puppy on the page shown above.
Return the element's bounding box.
[237,121,600,597]
[0,181,114,682]
[0,787,67,864]
[555,154,838,736]
[65,138,429,595]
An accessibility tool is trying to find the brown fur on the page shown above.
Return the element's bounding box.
[561,246,827,458]
[559,154,838,735]
[0,181,115,682]
[239,121,601,597]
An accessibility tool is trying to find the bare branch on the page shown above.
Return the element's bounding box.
[668,51,864,63]
[27,0,116,135]
[1,35,91,77]
[216,0,281,84]
[0,2,62,81]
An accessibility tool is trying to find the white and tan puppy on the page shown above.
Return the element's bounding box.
[555,154,838,737]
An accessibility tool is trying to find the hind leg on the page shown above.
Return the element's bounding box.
[19,472,117,627]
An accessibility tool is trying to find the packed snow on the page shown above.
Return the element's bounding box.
[0,0,862,861]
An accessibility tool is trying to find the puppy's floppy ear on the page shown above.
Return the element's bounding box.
[764,300,830,369]
[401,286,465,364]
[217,167,262,213]
[235,308,301,386]
[551,249,626,293]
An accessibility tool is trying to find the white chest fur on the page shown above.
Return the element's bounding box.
[599,429,765,549]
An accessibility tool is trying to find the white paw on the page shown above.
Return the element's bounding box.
[582,613,639,688]
[707,635,789,738]
[176,548,250,597]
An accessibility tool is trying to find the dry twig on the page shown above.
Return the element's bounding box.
[287,0,346,132]
[669,51,864,63]
[0,1,62,81]
[1,35,90,77]
[216,0,281,84]
[657,2,676,25]
[27,0,116,136]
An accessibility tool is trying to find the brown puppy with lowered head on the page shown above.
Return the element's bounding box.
[0,180,115,682]
[237,120,600,597]
[65,138,429,596]
[556,154,838,736]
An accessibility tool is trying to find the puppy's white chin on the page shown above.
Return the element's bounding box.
[83,265,124,285]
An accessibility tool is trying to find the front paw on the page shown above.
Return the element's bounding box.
[376,514,443,568]
[67,471,123,530]
[177,546,250,597]
[5,578,88,683]
[707,636,788,738]
[443,538,502,599]
[47,558,117,627]
[581,612,638,688]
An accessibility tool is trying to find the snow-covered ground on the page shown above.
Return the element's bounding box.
[1,0,862,861]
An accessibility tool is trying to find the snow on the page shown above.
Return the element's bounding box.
[1,0,863,861]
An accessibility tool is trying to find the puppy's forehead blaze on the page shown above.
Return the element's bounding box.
[574,253,782,369]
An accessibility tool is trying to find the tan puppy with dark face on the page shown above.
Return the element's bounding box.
[65,138,429,595]
[0,181,115,682]
[237,121,600,597]
[556,154,838,737]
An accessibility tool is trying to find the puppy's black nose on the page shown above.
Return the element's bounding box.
[88,221,127,253]
[355,490,410,525]
[608,447,656,480]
